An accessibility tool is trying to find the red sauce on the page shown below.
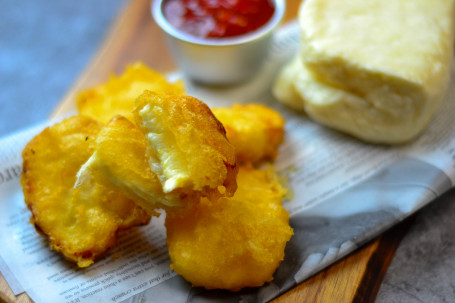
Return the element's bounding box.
[163,0,275,38]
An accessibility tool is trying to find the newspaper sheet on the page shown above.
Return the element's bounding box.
[1,22,455,303]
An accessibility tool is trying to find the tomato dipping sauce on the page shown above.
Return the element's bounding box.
[162,0,275,39]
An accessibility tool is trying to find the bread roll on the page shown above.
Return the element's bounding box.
[274,0,455,143]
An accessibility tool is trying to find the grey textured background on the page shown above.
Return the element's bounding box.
[376,189,455,303]
[0,0,124,137]
[1,1,455,302]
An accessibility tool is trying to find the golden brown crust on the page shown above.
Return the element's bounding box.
[21,116,150,267]
[165,165,293,291]
[212,104,285,165]
[77,63,185,124]
[134,91,238,199]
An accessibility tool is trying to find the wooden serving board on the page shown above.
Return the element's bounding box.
[0,0,412,302]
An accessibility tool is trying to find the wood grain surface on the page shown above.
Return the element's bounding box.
[0,0,410,302]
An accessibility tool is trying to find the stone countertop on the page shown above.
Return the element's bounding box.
[376,188,455,303]
[1,1,455,302]
[0,0,123,137]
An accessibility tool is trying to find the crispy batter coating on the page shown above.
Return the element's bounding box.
[76,116,197,212]
[21,116,150,267]
[212,104,285,164]
[165,166,293,291]
[77,63,185,123]
[134,91,238,199]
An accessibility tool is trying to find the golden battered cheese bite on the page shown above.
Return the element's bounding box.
[212,104,285,165]
[22,62,294,280]
[76,115,198,213]
[21,116,150,267]
[134,91,238,199]
[165,165,293,291]
[77,63,185,123]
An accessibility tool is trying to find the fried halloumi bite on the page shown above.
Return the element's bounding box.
[165,166,293,291]
[76,115,198,213]
[77,63,185,124]
[134,91,238,199]
[212,104,285,165]
[21,116,150,267]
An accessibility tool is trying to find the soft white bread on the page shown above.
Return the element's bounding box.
[274,0,455,144]
[272,56,305,112]
[277,56,437,143]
